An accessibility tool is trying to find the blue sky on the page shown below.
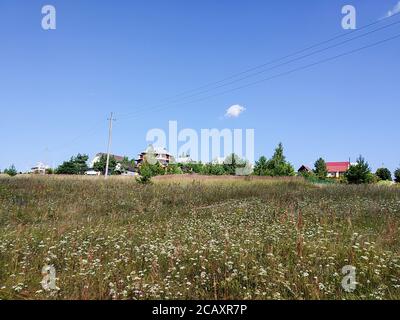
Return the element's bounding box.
[0,0,399,173]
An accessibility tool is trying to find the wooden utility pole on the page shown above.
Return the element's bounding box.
[105,112,115,179]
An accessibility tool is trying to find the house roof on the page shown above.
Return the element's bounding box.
[326,162,350,173]
[139,145,171,156]
[298,165,312,172]
[96,153,126,163]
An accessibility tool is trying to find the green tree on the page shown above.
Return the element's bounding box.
[253,156,268,176]
[345,155,373,184]
[394,168,400,183]
[115,156,136,174]
[136,161,165,183]
[313,157,328,180]
[74,154,89,174]
[201,163,225,175]
[4,164,17,177]
[93,154,117,175]
[178,162,204,174]
[375,168,392,181]
[136,162,153,184]
[166,163,183,175]
[223,154,246,176]
[265,143,295,176]
[56,154,89,175]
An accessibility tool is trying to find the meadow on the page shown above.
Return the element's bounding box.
[0,175,399,300]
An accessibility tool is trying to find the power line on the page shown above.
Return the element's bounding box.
[118,32,400,121]
[127,19,400,113]
[117,11,400,119]
[47,119,104,153]
[48,12,400,153]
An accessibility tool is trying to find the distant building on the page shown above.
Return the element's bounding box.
[90,153,136,175]
[326,162,351,178]
[136,146,173,167]
[175,156,193,164]
[298,165,312,173]
[30,162,50,174]
[212,157,226,165]
[90,153,126,168]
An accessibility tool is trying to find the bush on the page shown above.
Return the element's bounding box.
[375,168,392,181]
[166,164,183,175]
[201,163,225,175]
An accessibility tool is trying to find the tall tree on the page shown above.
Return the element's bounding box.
[345,155,373,184]
[265,143,295,176]
[4,165,17,177]
[74,154,89,174]
[93,154,117,175]
[313,157,328,180]
[254,156,268,176]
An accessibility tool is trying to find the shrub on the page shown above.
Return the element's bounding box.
[166,164,183,175]
[201,163,225,175]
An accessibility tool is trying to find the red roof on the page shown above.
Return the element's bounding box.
[326,162,350,173]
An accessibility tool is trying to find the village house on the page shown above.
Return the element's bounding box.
[136,146,173,167]
[90,153,136,175]
[326,162,351,178]
[297,165,312,173]
[298,162,351,178]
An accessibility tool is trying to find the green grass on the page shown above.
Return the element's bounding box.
[0,175,399,300]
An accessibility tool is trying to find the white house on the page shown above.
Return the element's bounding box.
[30,162,50,174]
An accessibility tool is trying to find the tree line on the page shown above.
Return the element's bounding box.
[2,143,400,185]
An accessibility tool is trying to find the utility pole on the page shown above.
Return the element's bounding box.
[105,112,116,179]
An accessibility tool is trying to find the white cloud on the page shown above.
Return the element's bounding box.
[387,1,400,17]
[225,104,246,118]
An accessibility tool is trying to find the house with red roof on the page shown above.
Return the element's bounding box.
[326,162,351,178]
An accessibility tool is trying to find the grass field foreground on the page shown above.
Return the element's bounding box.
[0,175,400,300]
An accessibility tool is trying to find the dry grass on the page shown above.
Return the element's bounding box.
[0,175,399,300]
